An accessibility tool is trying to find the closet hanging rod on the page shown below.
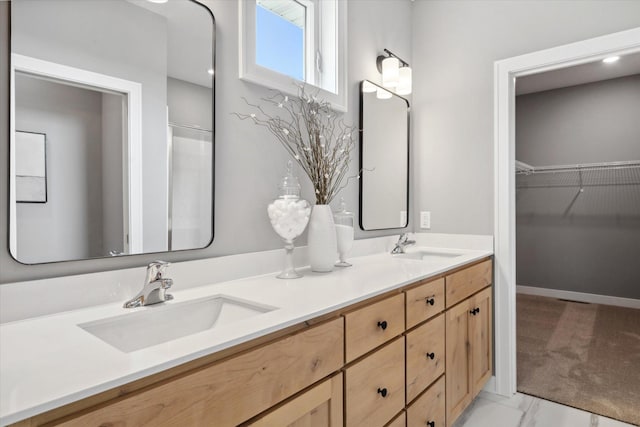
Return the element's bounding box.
[168,122,213,133]
[515,160,640,175]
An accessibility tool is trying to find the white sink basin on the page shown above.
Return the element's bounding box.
[79,295,276,353]
[394,249,465,261]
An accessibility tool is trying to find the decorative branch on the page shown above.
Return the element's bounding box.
[234,84,358,205]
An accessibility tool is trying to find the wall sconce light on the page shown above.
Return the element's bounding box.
[376,49,411,95]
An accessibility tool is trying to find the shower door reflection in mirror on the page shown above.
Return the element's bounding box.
[9,0,215,264]
[359,80,410,230]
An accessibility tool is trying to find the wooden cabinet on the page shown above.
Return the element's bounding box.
[387,411,406,427]
[407,375,445,427]
[469,287,493,396]
[445,287,492,426]
[55,318,344,427]
[344,293,405,362]
[405,278,445,329]
[16,258,493,427]
[445,259,492,308]
[345,338,405,427]
[247,373,343,427]
[406,313,445,402]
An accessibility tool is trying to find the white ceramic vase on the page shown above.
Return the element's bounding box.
[307,205,337,272]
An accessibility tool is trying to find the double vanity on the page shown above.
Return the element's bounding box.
[0,235,493,427]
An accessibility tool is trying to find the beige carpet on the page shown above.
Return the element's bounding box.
[517,294,640,426]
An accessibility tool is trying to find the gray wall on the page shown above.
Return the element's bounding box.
[0,0,413,283]
[167,77,212,130]
[516,75,640,299]
[15,75,104,263]
[412,0,640,235]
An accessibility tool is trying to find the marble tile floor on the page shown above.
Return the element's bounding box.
[452,391,637,427]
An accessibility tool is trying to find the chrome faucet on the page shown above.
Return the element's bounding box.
[123,261,174,308]
[391,233,416,254]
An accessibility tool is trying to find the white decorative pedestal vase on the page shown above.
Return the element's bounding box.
[307,205,337,272]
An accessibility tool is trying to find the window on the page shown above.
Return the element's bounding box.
[239,0,347,111]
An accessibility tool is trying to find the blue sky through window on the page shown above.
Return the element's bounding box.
[256,5,304,81]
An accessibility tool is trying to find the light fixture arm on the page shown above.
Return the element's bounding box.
[376,48,409,72]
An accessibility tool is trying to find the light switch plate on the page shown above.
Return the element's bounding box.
[420,211,431,229]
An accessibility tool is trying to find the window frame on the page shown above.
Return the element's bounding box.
[239,0,347,112]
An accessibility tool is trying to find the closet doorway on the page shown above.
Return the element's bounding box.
[513,55,640,425]
[492,26,640,411]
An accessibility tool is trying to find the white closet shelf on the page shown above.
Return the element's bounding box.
[515,160,640,189]
[515,160,640,175]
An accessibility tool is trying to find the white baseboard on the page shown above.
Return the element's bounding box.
[482,375,497,394]
[517,285,640,309]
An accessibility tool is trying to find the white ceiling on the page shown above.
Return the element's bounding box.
[257,0,306,28]
[516,51,640,95]
[129,0,214,88]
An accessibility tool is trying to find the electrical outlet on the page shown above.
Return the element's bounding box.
[420,211,431,229]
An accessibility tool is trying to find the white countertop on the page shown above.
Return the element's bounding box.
[0,239,492,425]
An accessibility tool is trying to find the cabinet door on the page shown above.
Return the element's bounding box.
[470,287,492,398]
[445,298,472,426]
[248,373,343,427]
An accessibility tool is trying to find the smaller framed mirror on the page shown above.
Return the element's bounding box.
[359,80,410,230]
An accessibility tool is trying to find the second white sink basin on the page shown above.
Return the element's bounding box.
[79,295,276,353]
[395,249,465,262]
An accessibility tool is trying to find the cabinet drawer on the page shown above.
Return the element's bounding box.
[405,278,444,329]
[445,259,492,308]
[57,318,344,427]
[345,337,405,427]
[387,411,406,427]
[344,293,404,362]
[407,375,445,427]
[406,313,445,402]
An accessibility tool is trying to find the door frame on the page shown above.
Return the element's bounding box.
[9,54,143,256]
[492,27,640,396]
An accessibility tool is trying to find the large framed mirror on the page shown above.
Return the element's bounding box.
[359,80,409,230]
[9,0,215,264]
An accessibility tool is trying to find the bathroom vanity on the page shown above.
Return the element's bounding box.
[1,238,492,427]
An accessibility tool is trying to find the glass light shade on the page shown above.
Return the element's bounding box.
[377,87,392,99]
[396,66,412,95]
[362,80,377,93]
[381,56,399,88]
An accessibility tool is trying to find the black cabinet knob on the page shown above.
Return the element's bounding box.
[470,307,480,316]
[426,352,435,360]
[425,297,435,306]
[377,320,388,330]
[377,387,388,398]
[427,421,435,427]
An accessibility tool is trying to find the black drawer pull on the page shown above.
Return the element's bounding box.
[427,421,435,427]
[377,320,388,330]
[425,297,435,306]
[377,387,388,398]
[470,307,480,316]
[426,352,435,360]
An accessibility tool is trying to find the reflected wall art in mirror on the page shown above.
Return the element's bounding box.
[359,80,410,231]
[9,0,215,264]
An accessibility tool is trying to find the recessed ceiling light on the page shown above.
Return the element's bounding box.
[602,56,620,64]
[146,0,168,4]
[207,68,214,75]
